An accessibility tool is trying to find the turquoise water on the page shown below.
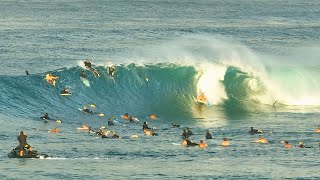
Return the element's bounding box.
[0,0,319,179]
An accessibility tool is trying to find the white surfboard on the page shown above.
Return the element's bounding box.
[80,77,90,87]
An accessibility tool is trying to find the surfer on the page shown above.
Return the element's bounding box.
[45,74,59,86]
[284,141,292,148]
[172,123,180,128]
[298,142,306,148]
[108,118,114,125]
[108,64,115,77]
[60,88,70,95]
[248,127,263,134]
[315,126,320,133]
[17,131,32,156]
[198,140,208,148]
[91,68,100,77]
[40,113,51,120]
[25,70,30,75]
[221,138,230,147]
[150,113,157,120]
[82,106,93,114]
[84,60,92,69]
[122,113,129,119]
[143,122,149,130]
[252,136,268,144]
[205,130,213,139]
[181,138,198,146]
[197,92,207,103]
[181,127,193,139]
[49,127,59,134]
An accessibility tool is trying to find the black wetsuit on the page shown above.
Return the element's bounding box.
[172,123,180,128]
[41,114,50,120]
[17,134,27,150]
[186,139,198,146]
[206,132,213,139]
[60,89,69,94]
[83,109,93,114]
[249,129,261,134]
[108,120,114,125]
[25,70,30,75]
[84,61,92,69]
[143,123,149,130]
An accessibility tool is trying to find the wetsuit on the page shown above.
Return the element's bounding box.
[186,139,198,146]
[84,61,92,68]
[25,70,30,75]
[41,114,50,120]
[206,132,213,139]
[83,109,93,114]
[60,89,69,94]
[108,119,114,125]
[143,123,149,130]
[249,128,261,134]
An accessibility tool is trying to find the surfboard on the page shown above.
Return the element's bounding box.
[80,77,90,87]
[60,93,71,96]
[194,97,210,106]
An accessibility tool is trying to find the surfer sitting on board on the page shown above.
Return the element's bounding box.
[60,88,70,95]
[40,113,51,120]
[45,74,59,86]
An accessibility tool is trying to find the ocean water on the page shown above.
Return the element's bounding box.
[0,0,319,179]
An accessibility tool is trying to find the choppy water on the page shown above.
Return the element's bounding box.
[0,0,319,179]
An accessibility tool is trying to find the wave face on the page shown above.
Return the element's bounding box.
[1,63,320,122]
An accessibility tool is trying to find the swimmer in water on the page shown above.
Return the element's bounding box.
[221,138,230,147]
[284,141,292,148]
[172,123,180,128]
[252,136,268,144]
[198,140,208,148]
[49,127,59,134]
[150,113,156,120]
